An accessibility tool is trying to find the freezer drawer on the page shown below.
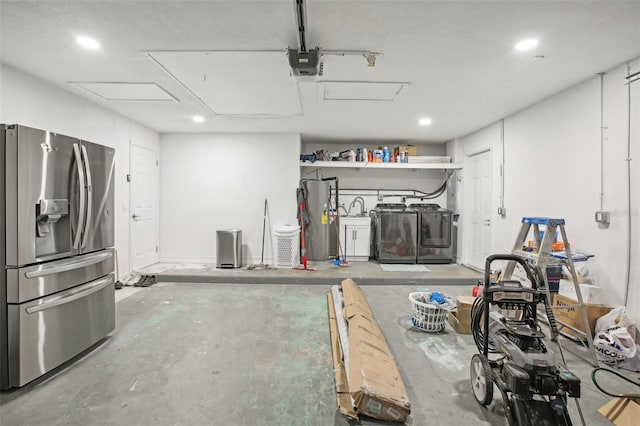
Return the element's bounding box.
[6,250,114,303]
[6,274,115,389]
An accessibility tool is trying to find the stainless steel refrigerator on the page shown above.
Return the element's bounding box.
[1,124,116,390]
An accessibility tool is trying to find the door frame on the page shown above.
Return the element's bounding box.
[128,142,160,272]
[463,148,492,270]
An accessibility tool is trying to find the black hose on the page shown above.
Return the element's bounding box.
[471,296,498,353]
[544,298,559,336]
[340,181,448,201]
[591,367,640,399]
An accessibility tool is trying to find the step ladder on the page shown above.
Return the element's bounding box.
[503,217,599,366]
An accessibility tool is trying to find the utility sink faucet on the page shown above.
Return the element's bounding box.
[348,196,366,216]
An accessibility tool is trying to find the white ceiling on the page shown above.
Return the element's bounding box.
[1,1,639,144]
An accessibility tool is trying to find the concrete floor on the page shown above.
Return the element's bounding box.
[1,280,632,426]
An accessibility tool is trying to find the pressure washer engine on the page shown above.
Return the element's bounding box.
[470,254,581,425]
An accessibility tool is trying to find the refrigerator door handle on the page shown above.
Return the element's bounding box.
[72,143,86,249]
[80,144,93,249]
[24,251,113,278]
[25,276,113,314]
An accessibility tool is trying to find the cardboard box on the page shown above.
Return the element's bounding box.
[552,294,612,340]
[327,291,358,419]
[558,279,602,304]
[393,145,418,156]
[327,279,411,423]
[448,295,476,334]
[407,156,451,164]
[598,398,640,426]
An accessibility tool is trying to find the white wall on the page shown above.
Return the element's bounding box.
[159,133,300,264]
[301,142,451,214]
[450,60,640,322]
[0,64,160,279]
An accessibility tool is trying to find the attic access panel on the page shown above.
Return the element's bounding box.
[322,81,408,101]
[72,82,176,101]
[147,51,300,117]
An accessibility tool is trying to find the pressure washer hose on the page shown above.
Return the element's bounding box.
[591,367,640,400]
[471,296,498,353]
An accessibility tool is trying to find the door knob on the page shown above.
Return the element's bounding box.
[132,214,141,220]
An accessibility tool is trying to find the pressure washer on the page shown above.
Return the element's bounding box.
[470,254,582,425]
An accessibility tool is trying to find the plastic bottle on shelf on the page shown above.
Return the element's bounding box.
[349,150,356,162]
[383,146,390,163]
[363,148,368,163]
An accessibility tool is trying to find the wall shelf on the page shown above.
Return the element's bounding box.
[300,162,462,171]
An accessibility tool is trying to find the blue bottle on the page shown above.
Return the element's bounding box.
[383,146,390,163]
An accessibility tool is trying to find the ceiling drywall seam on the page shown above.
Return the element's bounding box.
[145,52,212,116]
[146,51,303,119]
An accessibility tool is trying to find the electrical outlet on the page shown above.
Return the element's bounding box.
[595,211,610,225]
[497,207,506,217]
[377,194,384,201]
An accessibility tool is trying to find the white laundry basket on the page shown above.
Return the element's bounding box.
[272,225,300,269]
[409,291,456,333]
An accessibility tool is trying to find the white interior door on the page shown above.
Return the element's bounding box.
[130,144,159,271]
[467,150,492,270]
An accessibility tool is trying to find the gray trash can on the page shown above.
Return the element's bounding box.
[216,229,242,268]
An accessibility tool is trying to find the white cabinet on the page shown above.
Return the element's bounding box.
[339,217,371,261]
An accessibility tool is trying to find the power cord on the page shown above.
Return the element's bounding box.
[591,367,640,400]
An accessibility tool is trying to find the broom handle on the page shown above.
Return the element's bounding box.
[299,203,306,253]
[260,199,267,264]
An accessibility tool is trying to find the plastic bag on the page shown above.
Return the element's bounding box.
[594,306,640,372]
[594,327,637,365]
[596,306,639,341]
[413,291,456,311]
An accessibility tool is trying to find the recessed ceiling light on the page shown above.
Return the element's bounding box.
[418,118,432,127]
[192,115,205,123]
[76,35,100,50]
[515,38,538,51]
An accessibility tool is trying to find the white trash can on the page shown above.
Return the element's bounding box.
[272,225,300,269]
